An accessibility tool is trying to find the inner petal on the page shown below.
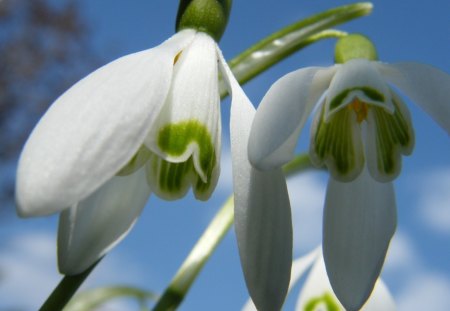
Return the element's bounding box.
[143,32,221,200]
[325,59,393,120]
[310,101,365,182]
[366,91,415,182]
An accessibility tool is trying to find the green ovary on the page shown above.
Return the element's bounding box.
[304,292,340,311]
[149,120,217,200]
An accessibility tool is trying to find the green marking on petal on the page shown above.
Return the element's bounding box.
[147,120,218,200]
[311,104,364,182]
[304,292,340,311]
[329,86,384,111]
[369,95,414,180]
[116,145,152,176]
[158,120,216,181]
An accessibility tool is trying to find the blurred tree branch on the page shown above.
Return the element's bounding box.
[0,0,98,213]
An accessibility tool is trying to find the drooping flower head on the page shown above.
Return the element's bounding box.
[15,0,242,275]
[248,34,450,310]
[243,248,396,311]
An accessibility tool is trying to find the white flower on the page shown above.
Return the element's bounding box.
[248,57,450,309]
[243,248,396,311]
[15,27,292,296]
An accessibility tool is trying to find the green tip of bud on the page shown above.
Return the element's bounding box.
[176,0,232,42]
[334,34,378,63]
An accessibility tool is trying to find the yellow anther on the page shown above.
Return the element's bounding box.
[348,98,369,123]
[173,51,182,65]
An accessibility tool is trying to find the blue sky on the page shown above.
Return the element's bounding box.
[1,0,450,310]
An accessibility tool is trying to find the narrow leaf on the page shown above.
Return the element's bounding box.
[64,286,157,311]
[220,2,373,96]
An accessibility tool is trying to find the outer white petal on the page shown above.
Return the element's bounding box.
[16,29,195,217]
[323,169,396,311]
[248,66,336,170]
[219,49,293,311]
[377,62,450,134]
[242,248,320,311]
[362,279,396,311]
[296,254,396,311]
[58,167,151,275]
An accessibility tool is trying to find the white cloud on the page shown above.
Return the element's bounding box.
[397,274,450,310]
[415,167,450,235]
[0,231,60,310]
[384,230,419,274]
[382,230,450,311]
[287,172,327,253]
[0,230,144,310]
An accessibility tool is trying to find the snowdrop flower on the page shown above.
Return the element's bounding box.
[243,248,396,311]
[248,34,450,310]
[15,1,292,297]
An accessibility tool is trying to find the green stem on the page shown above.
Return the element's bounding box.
[282,153,315,177]
[152,196,234,311]
[152,154,314,310]
[39,260,100,311]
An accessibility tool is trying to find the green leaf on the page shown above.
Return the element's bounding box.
[64,286,157,311]
[220,2,373,97]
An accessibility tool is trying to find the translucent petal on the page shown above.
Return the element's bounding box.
[58,168,151,275]
[296,254,396,311]
[16,30,195,217]
[377,62,450,134]
[248,66,336,170]
[323,169,397,311]
[366,91,415,182]
[296,254,344,311]
[116,145,152,176]
[219,49,293,311]
[326,59,393,120]
[145,33,221,183]
[310,100,365,182]
[242,248,320,311]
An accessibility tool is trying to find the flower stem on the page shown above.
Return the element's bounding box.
[39,259,100,311]
[151,153,315,310]
[152,196,234,311]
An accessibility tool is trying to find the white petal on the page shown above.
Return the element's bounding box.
[58,167,151,275]
[326,59,394,119]
[289,247,321,291]
[296,253,396,311]
[323,169,397,311]
[377,62,450,134]
[248,66,336,170]
[219,49,293,311]
[297,254,342,310]
[145,32,221,176]
[362,279,396,311]
[16,30,195,217]
[242,248,320,311]
[365,91,415,182]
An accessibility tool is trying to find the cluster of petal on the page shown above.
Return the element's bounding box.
[248,58,450,309]
[15,26,293,311]
[243,248,396,311]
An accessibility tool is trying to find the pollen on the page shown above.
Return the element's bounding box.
[348,98,369,123]
[173,51,182,65]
